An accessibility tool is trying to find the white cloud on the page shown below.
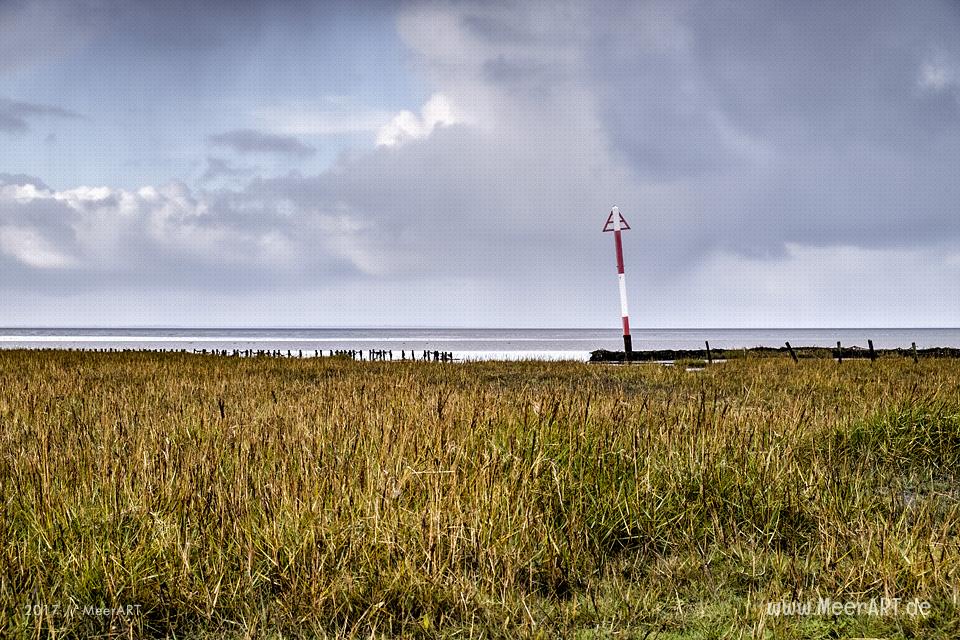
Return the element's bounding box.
[2,183,49,202]
[376,94,460,146]
[0,180,385,278]
[0,226,76,268]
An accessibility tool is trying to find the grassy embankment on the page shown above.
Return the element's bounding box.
[2,351,960,638]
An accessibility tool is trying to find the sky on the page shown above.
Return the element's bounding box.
[1,0,959,328]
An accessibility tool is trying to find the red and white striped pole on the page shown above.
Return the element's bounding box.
[603,206,632,357]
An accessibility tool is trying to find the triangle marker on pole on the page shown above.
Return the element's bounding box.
[603,211,630,232]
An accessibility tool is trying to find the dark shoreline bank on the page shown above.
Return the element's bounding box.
[590,345,960,362]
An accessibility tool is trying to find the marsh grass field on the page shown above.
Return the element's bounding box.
[2,351,960,638]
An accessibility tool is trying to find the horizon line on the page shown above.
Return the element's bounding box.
[1,326,958,331]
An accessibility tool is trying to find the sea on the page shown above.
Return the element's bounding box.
[1,328,959,361]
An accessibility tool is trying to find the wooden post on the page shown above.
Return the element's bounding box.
[836,341,842,364]
[868,340,876,362]
[705,341,713,365]
[912,342,919,364]
[785,342,798,363]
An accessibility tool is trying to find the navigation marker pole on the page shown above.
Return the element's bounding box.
[603,206,632,359]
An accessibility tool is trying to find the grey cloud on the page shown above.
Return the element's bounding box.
[481,57,566,97]
[247,123,619,283]
[201,157,256,182]
[683,2,960,147]
[229,0,960,291]
[95,1,277,53]
[461,13,531,44]
[4,0,960,328]
[208,129,316,157]
[73,1,395,54]
[0,173,50,190]
[0,191,81,275]
[403,0,960,262]
[0,98,83,133]
[0,1,106,71]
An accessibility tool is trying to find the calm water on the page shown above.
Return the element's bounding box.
[1,328,959,361]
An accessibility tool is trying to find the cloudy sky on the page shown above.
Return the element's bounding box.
[1,0,959,327]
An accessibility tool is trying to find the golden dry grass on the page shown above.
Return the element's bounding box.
[2,351,959,638]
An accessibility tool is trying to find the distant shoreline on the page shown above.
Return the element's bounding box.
[590,345,960,362]
[4,328,960,363]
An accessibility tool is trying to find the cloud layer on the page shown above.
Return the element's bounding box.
[0,180,387,294]
[2,0,959,326]
[0,98,82,133]
[208,129,316,157]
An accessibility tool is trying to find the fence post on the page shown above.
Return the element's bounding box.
[836,341,842,364]
[785,342,798,363]
[705,341,713,365]
[868,340,876,362]
[912,342,919,364]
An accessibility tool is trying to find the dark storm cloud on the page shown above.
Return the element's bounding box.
[0,98,83,133]
[425,0,960,258]
[269,0,960,282]
[574,0,960,257]
[208,130,316,158]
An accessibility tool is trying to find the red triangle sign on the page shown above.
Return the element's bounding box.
[603,211,631,232]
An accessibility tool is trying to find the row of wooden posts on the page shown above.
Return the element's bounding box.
[64,348,456,361]
[700,340,922,364]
